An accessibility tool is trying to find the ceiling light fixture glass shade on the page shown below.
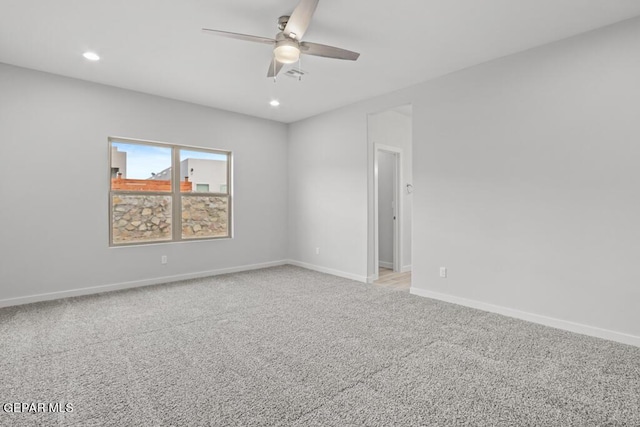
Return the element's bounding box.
[274,39,300,64]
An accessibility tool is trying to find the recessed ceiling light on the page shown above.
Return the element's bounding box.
[269,100,280,107]
[83,52,100,61]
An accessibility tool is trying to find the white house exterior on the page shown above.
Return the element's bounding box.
[110,146,127,178]
[149,158,227,193]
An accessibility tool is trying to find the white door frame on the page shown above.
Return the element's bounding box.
[374,143,403,276]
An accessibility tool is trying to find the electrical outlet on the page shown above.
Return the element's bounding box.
[315,247,320,255]
[161,255,168,265]
[439,267,447,278]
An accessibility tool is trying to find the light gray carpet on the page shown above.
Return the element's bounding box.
[1,265,639,426]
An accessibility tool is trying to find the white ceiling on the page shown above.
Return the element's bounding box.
[1,1,640,123]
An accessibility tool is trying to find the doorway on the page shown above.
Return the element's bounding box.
[368,105,412,290]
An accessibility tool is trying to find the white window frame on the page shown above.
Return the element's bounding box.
[108,136,233,246]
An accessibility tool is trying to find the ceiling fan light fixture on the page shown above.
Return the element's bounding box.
[274,39,300,64]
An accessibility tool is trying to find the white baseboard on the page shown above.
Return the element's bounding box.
[286,260,368,283]
[0,260,288,309]
[401,265,412,273]
[410,288,640,348]
[367,274,379,284]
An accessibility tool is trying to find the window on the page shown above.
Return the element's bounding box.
[109,138,231,246]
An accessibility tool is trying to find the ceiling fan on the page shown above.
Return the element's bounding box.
[202,0,360,78]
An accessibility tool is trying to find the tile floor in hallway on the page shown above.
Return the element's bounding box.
[373,267,411,291]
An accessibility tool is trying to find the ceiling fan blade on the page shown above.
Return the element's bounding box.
[267,57,285,78]
[300,42,360,61]
[202,29,275,45]
[283,0,319,40]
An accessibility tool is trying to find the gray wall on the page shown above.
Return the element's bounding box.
[288,17,640,342]
[0,63,288,303]
[288,108,369,281]
[377,151,395,267]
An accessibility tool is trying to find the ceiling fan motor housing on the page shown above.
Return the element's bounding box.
[277,16,290,31]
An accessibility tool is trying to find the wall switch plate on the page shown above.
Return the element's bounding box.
[439,267,447,278]
[315,247,320,255]
[161,255,168,264]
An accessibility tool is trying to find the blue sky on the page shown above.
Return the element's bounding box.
[113,142,226,179]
